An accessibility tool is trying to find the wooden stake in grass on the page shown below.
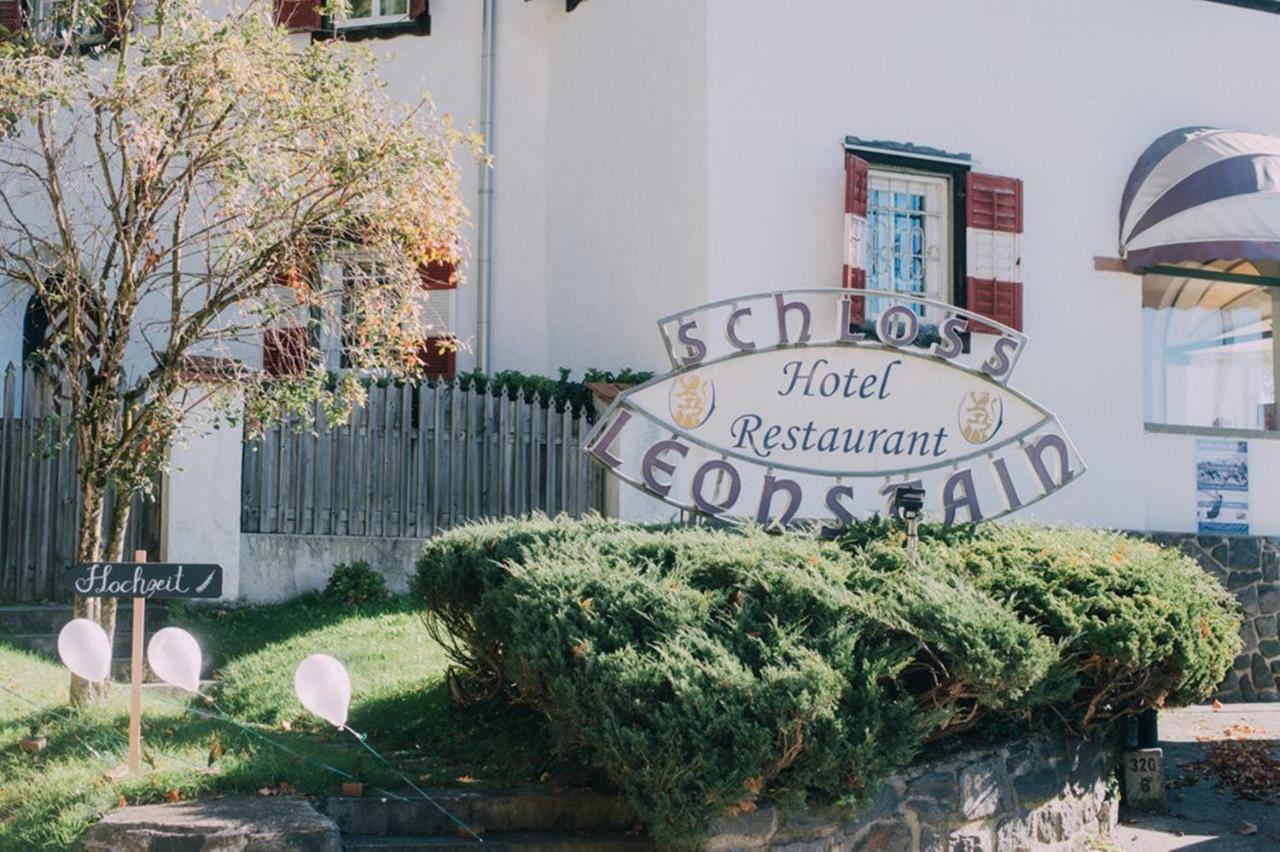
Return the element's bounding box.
[128,548,147,775]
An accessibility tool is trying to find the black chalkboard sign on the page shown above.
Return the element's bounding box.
[64,562,222,599]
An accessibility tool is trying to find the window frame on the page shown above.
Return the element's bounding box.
[849,148,970,313]
[26,0,109,45]
[315,0,429,40]
[865,167,952,313]
[339,0,410,28]
[1140,265,1280,437]
[318,254,457,372]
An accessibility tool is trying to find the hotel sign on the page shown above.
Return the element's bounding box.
[584,289,1083,527]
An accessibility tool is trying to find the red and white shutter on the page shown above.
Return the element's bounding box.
[274,0,322,32]
[965,173,1023,332]
[418,259,457,378]
[0,1,24,35]
[842,152,870,325]
[409,0,428,20]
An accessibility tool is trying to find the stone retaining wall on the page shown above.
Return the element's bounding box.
[706,724,1120,852]
[1146,532,1280,702]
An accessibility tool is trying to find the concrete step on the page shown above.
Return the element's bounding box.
[0,603,167,636]
[5,629,164,658]
[326,789,639,837]
[341,832,652,851]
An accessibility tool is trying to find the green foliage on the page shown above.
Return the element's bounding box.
[413,516,1241,843]
[324,560,390,605]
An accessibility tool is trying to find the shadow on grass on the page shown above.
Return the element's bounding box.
[171,594,417,670]
[350,681,611,790]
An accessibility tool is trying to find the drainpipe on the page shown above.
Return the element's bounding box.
[475,0,496,373]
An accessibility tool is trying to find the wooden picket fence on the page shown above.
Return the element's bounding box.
[240,381,606,537]
[0,364,161,603]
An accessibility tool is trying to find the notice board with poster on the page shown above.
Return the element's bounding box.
[1196,439,1248,535]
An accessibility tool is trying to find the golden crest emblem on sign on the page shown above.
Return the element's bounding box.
[669,374,715,430]
[958,391,1003,445]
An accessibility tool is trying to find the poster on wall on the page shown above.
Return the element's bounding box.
[1196,439,1249,535]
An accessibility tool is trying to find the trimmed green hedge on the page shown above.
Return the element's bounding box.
[411,516,1241,843]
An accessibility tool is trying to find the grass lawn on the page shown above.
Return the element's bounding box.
[0,595,562,849]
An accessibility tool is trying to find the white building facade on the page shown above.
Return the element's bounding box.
[4,0,1280,612]
[268,0,1280,539]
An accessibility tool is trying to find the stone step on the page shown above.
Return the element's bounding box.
[341,832,652,851]
[5,629,165,659]
[326,789,639,837]
[0,603,167,635]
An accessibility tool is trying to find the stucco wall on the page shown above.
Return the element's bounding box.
[238,532,425,603]
[696,0,1280,535]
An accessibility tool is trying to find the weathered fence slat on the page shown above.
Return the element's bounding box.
[240,381,605,539]
[0,364,161,603]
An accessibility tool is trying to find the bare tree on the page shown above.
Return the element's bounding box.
[0,0,475,702]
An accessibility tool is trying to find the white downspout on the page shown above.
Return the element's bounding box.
[475,0,496,373]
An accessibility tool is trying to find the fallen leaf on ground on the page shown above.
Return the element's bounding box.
[165,789,180,803]
[1238,821,1257,836]
[456,775,476,784]
[1212,699,1223,711]
[1171,738,1280,802]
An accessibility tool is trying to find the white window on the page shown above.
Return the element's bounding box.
[865,169,950,318]
[1142,269,1280,432]
[29,0,108,44]
[342,0,410,27]
[318,257,454,371]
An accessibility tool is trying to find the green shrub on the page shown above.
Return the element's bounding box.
[325,560,389,605]
[412,516,1241,843]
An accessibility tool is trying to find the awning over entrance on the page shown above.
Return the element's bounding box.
[1120,127,1280,271]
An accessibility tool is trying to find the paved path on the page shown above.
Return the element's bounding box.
[1114,703,1280,851]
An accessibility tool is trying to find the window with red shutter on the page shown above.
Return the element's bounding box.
[298,0,431,38]
[0,1,23,36]
[419,259,457,290]
[263,326,311,377]
[965,172,1024,332]
[274,0,323,32]
[840,142,1022,334]
[418,336,456,379]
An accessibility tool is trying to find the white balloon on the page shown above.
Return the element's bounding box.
[57,619,111,683]
[294,654,351,728]
[146,627,203,693]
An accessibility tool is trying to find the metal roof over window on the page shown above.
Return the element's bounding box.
[1119,127,1280,271]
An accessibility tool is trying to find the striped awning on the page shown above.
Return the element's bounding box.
[1119,127,1280,271]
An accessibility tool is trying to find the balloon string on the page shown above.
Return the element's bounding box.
[142,692,448,813]
[342,724,484,844]
[14,672,480,842]
[0,681,126,767]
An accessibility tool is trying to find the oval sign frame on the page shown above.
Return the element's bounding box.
[585,288,1085,528]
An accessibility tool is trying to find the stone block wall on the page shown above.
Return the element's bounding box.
[1146,533,1280,702]
[705,724,1120,851]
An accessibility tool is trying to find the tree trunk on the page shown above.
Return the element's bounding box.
[93,493,133,702]
[69,480,107,706]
